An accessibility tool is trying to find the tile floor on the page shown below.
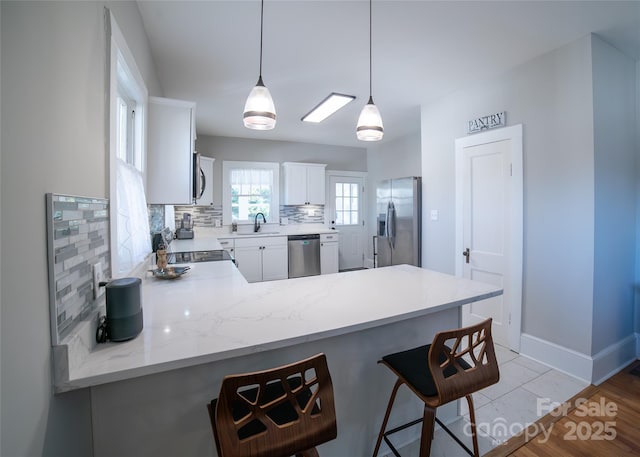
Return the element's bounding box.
[382,344,589,456]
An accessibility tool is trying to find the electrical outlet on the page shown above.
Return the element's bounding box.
[93,263,105,300]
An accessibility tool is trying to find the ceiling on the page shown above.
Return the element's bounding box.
[137,1,640,149]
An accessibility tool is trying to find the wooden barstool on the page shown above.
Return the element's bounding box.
[207,353,337,457]
[372,318,500,457]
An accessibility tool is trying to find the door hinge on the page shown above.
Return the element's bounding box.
[510,163,513,176]
[509,312,511,325]
[362,220,365,226]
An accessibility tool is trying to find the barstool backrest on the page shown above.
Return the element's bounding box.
[428,318,500,405]
[209,353,337,457]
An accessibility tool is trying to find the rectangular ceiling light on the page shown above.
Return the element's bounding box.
[301,93,356,123]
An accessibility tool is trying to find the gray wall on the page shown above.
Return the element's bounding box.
[365,131,422,263]
[0,2,161,456]
[421,35,597,354]
[591,36,637,355]
[636,59,640,338]
[195,134,367,206]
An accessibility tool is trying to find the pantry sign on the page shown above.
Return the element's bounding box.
[467,111,506,134]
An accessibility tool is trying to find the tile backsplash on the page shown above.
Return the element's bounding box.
[166,204,325,228]
[46,194,110,345]
[174,205,223,227]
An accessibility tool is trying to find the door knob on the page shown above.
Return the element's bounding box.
[463,248,470,264]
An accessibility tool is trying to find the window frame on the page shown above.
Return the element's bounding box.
[222,160,280,226]
[108,11,149,276]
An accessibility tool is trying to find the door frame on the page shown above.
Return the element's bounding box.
[325,170,368,269]
[455,124,523,352]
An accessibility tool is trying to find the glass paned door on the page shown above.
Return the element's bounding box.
[328,174,365,270]
[335,182,359,226]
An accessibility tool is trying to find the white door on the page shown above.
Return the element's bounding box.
[326,173,366,270]
[455,125,523,351]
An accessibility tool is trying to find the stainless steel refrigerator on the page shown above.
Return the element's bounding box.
[376,176,422,267]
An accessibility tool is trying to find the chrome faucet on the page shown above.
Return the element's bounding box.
[254,212,267,232]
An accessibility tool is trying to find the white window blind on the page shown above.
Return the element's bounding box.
[223,161,280,225]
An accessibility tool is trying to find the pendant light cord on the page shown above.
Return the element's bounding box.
[259,0,264,78]
[369,0,372,99]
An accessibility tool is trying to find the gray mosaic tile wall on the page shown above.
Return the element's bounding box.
[148,204,165,233]
[174,205,223,227]
[280,205,325,224]
[170,204,325,227]
[46,194,110,345]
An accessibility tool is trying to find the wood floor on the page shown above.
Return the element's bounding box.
[485,360,640,457]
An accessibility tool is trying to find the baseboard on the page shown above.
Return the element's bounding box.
[520,333,638,385]
[364,257,375,269]
[591,334,637,385]
[519,333,592,383]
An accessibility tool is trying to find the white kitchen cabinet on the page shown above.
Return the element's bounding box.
[194,156,214,206]
[282,162,327,205]
[147,97,196,204]
[234,236,288,283]
[320,233,339,274]
[217,238,234,257]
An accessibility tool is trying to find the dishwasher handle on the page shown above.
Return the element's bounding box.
[287,234,320,241]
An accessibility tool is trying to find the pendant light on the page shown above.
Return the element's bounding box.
[243,0,276,130]
[356,0,383,141]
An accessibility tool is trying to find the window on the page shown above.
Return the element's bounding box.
[108,11,150,276]
[223,161,280,225]
[335,182,359,225]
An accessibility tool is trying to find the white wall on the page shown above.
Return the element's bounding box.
[591,35,637,355]
[195,134,367,206]
[0,2,161,456]
[421,35,596,355]
[365,131,421,263]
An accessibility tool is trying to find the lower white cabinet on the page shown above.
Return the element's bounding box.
[217,238,234,256]
[320,233,339,274]
[234,236,288,283]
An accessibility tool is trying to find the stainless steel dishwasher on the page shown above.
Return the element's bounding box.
[287,234,321,278]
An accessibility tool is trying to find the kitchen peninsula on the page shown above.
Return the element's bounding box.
[55,250,502,456]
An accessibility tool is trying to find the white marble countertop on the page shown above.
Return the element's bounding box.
[168,236,222,252]
[168,224,337,252]
[55,261,501,392]
[194,223,337,238]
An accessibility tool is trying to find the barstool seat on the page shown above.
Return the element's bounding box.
[207,353,337,457]
[372,319,500,457]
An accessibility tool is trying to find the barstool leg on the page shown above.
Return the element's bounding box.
[418,405,436,457]
[372,379,403,457]
[465,394,480,457]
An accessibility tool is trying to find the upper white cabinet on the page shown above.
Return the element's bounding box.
[194,156,214,206]
[282,162,327,205]
[147,96,196,204]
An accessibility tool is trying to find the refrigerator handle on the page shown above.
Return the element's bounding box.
[388,201,396,249]
[385,202,391,248]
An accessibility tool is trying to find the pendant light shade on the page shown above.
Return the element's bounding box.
[357,96,384,141]
[243,0,276,130]
[357,0,383,141]
[243,76,276,130]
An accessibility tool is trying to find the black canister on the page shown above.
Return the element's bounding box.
[105,277,143,342]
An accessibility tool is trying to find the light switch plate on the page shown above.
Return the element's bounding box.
[430,210,439,221]
[93,263,105,300]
